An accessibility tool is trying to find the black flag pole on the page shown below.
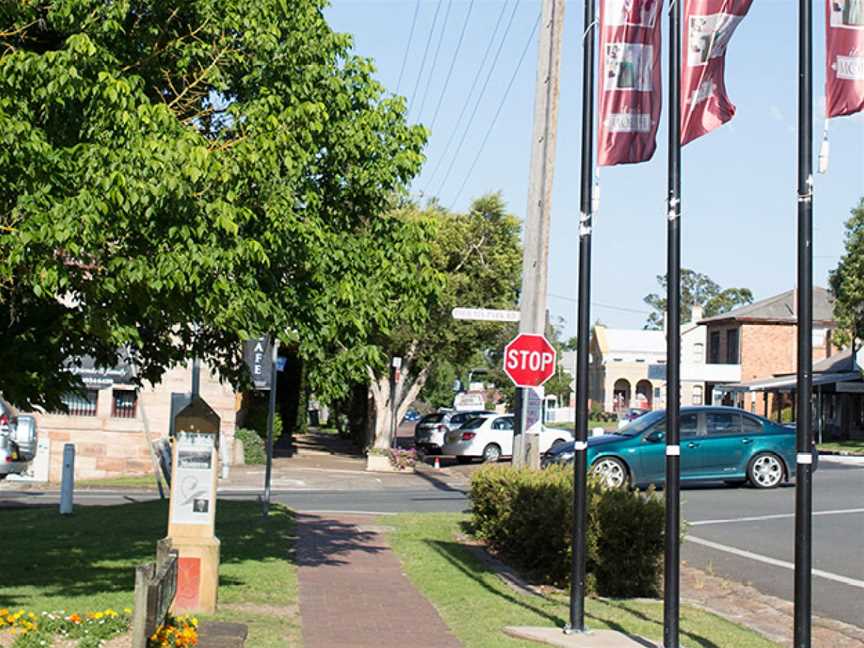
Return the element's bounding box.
[568,0,596,635]
[663,0,682,645]
[794,0,814,645]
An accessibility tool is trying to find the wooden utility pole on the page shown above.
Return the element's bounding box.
[513,0,565,469]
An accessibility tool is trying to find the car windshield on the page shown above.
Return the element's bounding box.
[460,417,489,430]
[618,410,665,436]
[421,414,444,424]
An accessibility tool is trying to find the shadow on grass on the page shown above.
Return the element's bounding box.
[426,539,566,628]
[589,601,721,648]
[429,537,723,648]
[0,500,296,608]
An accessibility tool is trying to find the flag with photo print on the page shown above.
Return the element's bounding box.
[826,0,864,118]
[598,0,663,166]
[681,0,753,146]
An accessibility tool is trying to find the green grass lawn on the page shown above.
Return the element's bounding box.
[546,420,615,431]
[387,513,779,648]
[0,500,299,647]
[818,440,864,455]
[75,474,161,489]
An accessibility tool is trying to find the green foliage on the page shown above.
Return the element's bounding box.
[365,194,521,434]
[242,395,283,440]
[643,269,754,330]
[829,198,864,346]
[469,465,665,597]
[235,427,267,464]
[0,0,427,409]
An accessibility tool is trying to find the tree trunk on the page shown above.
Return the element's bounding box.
[366,364,430,449]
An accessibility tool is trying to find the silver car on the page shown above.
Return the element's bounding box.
[0,397,37,479]
[414,410,493,453]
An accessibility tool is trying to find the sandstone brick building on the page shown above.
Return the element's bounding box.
[699,287,836,416]
[14,361,239,484]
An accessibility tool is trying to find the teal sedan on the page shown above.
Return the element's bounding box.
[544,406,811,489]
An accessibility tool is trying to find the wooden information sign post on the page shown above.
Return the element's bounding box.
[161,396,221,614]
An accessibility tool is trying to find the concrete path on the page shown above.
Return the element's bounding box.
[295,513,461,648]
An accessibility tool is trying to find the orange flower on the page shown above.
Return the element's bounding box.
[67,613,82,624]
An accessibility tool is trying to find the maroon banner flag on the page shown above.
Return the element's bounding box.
[826,0,864,118]
[681,0,753,146]
[597,0,663,166]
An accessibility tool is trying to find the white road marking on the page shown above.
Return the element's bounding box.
[686,535,864,590]
[689,508,864,526]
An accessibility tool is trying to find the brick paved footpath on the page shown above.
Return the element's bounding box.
[296,513,461,648]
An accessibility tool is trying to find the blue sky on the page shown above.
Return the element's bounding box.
[326,0,864,336]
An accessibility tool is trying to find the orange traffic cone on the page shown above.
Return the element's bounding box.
[434,456,441,470]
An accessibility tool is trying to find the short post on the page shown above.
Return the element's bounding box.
[59,443,75,515]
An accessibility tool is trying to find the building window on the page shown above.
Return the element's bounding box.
[112,390,138,419]
[694,342,705,363]
[59,390,99,417]
[692,385,704,405]
[709,332,721,363]
[726,329,740,364]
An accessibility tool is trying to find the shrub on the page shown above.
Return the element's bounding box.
[469,465,664,597]
[235,428,267,464]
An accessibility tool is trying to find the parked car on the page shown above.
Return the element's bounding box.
[414,409,493,453]
[442,414,573,463]
[542,406,815,489]
[403,408,422,423]
[0,396,37,480]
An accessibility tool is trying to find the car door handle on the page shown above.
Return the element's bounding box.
[687,442,700,448]
[741,438,753,445]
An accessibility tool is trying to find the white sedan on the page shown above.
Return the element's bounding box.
[442,414,573,463]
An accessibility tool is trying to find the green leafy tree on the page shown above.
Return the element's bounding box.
[829,199,864,348]
[0,0,426,409]
[643,269,754,330]
[365,194,522,448]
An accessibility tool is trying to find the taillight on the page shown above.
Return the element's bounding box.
[461,432,476,441]
[0,414,7,427]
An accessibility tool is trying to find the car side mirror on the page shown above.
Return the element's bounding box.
[645,430,665,443]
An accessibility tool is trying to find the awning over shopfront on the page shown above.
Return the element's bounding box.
[717,371,862,394]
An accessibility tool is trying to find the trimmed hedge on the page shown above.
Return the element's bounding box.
[235,428,267,465]
[469,465,665,597]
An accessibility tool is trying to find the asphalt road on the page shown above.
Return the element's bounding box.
[680,462,864,629]
[2,461,861,627]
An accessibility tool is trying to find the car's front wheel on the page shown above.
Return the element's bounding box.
[482,443,502,463]
[747,452,785,489]
[550,439,567,452]
[590,457,630,489]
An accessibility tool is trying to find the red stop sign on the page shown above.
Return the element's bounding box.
[503,333,557,388]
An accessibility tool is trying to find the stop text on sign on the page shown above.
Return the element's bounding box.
[506,349,554,372]
[503,333,556,388]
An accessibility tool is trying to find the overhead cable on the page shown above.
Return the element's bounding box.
[396,0,422,96]
[447,8,538,208]
[422,1,511,191]
[433,1,522,199]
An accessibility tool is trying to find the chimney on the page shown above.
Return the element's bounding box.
[691,304,704,324]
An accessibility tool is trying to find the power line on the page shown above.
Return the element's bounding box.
[408,0,443,118]
[427,0,475,135]
[548,293,653,315]
[448,10,539,209]
[422,1,510,191]
[416,0,453,123]
[433,1,521,199]
[395,0,421,96]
